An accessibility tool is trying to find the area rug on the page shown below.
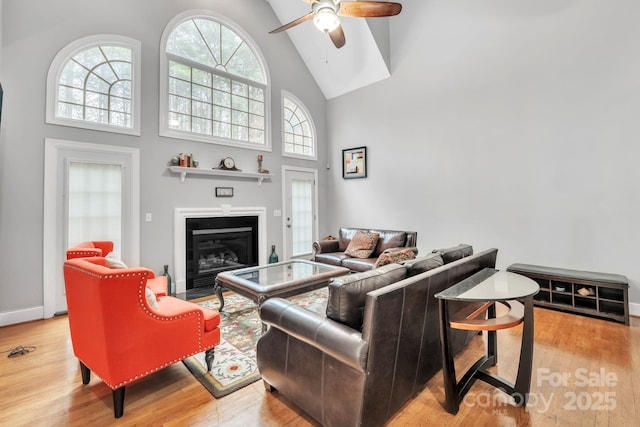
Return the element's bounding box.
[183,287,328,398]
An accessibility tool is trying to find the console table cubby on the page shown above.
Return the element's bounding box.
[506,263,629,325]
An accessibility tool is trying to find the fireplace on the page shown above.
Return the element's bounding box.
[186,216,258,289]
[173,207,267,295]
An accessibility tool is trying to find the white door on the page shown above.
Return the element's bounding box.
[283,167,318,260]
[43,139,140,317]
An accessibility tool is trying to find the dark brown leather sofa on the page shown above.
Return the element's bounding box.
[257,246,496,427]
[313,227,418,271]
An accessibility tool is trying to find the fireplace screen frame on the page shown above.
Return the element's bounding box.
[186,216,259,289]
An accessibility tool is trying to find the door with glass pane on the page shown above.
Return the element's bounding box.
[43,139,139,317]
[67,162,123,256]
[283,167,318,260]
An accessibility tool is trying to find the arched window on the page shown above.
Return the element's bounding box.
[46,35,141,135]
[282,91,316,160]
[160,11,270,150]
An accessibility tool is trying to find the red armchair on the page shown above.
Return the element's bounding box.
[65,240,114,259]
[63,256,220,418]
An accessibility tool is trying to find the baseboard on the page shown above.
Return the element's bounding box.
[0,306,44,327]
[629,302,640,318]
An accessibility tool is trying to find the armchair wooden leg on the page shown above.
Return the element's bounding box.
[205,347,215,371]
[112,387,125,418]
[79,362,90,385]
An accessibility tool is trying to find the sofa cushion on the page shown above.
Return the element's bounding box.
[342,257,378,272]
[314,252,350,267]
[372,230,407,256]
[403,252,444,276]
[374,247,416,268]
[326,263,407,330]
[433,244,473,264]
[344,231,379,259]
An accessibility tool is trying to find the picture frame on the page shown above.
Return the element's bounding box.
[342,146,367,179]
[215,187,234,197]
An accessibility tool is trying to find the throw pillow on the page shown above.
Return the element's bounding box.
[145,287,159,311]
[373,247,416,268]
[105,252,128,269]
[344,231,380,259]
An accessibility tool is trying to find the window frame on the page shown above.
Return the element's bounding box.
[281,90,317,161]
[46,34,142,136]
[159,10,271,151]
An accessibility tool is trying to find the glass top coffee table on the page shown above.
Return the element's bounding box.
[213,259,350,311]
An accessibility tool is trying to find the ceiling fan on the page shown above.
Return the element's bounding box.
[269,0,403,49]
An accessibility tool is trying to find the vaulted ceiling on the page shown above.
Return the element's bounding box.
[266,0,395,99]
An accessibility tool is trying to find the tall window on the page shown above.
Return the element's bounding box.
[46,35,141,135]
[282,91,316,160]
[160,11,270,150]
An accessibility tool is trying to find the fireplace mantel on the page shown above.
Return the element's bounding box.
[174,206,267,294]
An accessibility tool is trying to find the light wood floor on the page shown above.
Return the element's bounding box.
[1,308,638,427]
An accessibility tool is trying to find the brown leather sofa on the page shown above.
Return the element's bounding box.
[257,245,494,427]
[312,227,418,271]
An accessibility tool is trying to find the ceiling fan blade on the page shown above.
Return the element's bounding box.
[338,1,402,18]
[328,25,346,49]
[269,12,315,34]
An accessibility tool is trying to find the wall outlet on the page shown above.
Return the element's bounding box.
[273,210,282,217]
[145,213,152,222]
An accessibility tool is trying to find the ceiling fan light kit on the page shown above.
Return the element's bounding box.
[270,0,403,49]
[314,7,341,33]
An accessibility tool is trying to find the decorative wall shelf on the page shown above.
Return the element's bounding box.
[168,166,273,185]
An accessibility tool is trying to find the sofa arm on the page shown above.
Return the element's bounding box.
[312,239,340,255]
[259,298,368,372]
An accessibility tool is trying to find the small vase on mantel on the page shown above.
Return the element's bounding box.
[163,265,173,296]
[268,245,279,264]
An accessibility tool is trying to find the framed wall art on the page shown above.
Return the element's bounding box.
[342,146,367,179]
[215,187,234,197]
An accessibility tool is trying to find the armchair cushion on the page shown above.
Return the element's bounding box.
[326,263,407,330]
[344,231,379,259]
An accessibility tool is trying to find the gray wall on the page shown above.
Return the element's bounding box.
[326,0,640,303]
[0,0,328,315]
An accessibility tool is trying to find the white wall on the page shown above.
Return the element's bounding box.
[0,0,328,317]
[327,0,640,303]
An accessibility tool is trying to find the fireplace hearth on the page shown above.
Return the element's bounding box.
[186,216,258,289]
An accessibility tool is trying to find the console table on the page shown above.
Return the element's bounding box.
[435,269,539,415]
[506,263,629,325]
